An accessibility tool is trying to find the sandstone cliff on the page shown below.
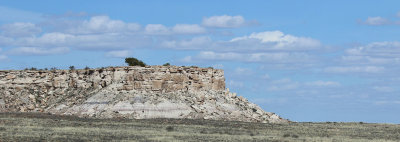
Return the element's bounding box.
[0,66,287,123]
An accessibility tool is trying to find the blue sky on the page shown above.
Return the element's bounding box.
[0,0,400,123]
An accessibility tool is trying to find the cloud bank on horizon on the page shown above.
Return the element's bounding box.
[0,1,399,123]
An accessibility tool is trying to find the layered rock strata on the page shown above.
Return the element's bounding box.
[0,66,287,123]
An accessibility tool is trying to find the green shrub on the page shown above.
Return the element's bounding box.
[166,126,174,132]
[99,67,105,73]
[125,57,146,67]
[163,63,170,66]
[69,66,75,71]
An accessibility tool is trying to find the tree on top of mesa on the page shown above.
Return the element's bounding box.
[125,57,146,67]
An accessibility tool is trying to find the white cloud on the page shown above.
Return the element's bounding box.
[374,100,400,105]
[0,36,13,45]
[202,15,245,28]
[0,22,41,37]
[267,78,299,91]
[161,36,211,49]
[197,51,242,61]
[8,47,69,55]
[67,34,151,50]
[145,24,170,35]
[227,80,244,88]
[324,66,384,73]
[160,31,321,52]
[9,32,151,50]
[181,56,192,62]
[230,31,321,50]
[342,42,400,65]
[194,51,313,63]
[30,32,74,46]
[105,50,130,58]
[233,67,253,76]
[373,86,395,93]
[363,16,390,25]
[67,16,141,34]
[305,81,341,87]
[346,42,400,57]
[212,64,224,69]
[172,24,206,34]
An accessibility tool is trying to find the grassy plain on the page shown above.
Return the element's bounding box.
[0,112,399,142]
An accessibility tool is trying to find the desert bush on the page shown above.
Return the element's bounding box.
[99,67,105,73]
[88,70,94,75]
[166,126,174,132]
[125,57,146,67]
[69,66,75,71]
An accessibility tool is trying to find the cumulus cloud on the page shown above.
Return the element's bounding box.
[305,81,341,87]
[202,15,246,28]
[180,56,192,62]
[342,42,400,65]
[145,24,206,35]
[373,86,395,93]
[161,30,321,52]
[105,50,130,58]
[22,32,74,47]
[346,42,400,57]
[145,24,170,35]
[6,32,151,51]
[67,16,141,34]
[233,67,253,76]
[267,78,299,91]
[362,16,390,25]
[8,47,69,55]
[0,22,41,37]
[324,66,384,73]
[161,36,212,49]
[172,24,206,34]
[0,36,13,45]
[230,31,321,50]
[194,51,313,63]
[227,80,244,88]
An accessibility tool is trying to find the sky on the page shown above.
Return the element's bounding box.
[0,0,399,123]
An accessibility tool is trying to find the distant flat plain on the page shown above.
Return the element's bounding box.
[0,112,399,142]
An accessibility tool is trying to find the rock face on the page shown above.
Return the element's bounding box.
[0,66,287,123]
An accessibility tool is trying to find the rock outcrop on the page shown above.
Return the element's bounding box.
[0,66,287,123]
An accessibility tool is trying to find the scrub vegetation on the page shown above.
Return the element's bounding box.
[0,113,399,142]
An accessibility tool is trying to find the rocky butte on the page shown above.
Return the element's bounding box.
[0,66,288,123]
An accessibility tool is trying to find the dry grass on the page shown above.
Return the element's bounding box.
[0,112,399,142]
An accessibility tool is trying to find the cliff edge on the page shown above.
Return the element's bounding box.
[0,66,288,123]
